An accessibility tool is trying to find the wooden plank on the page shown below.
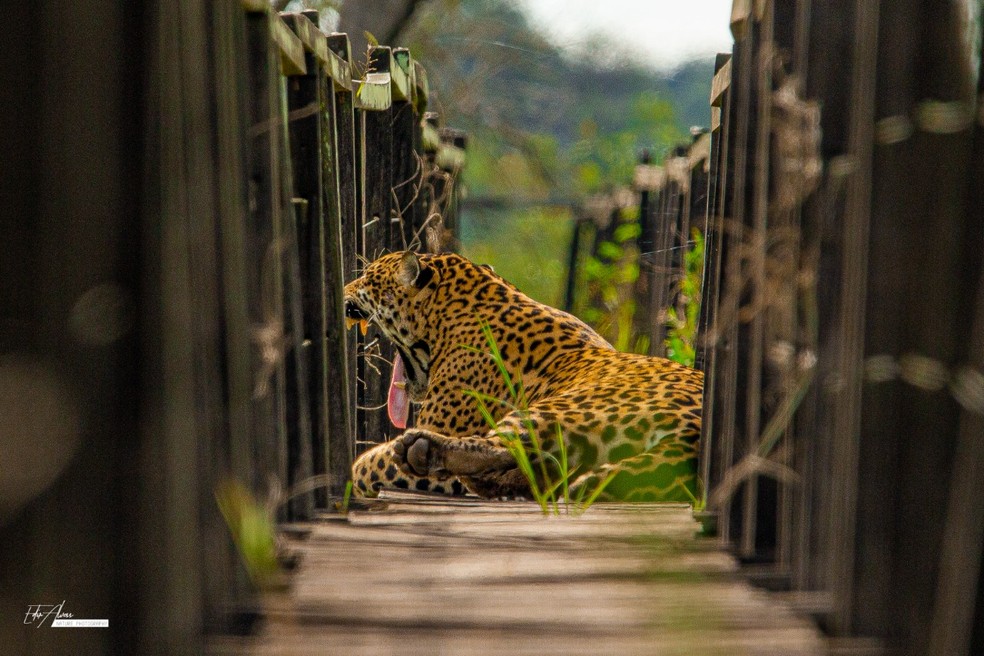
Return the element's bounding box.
[325,32,360,486]
[739,0,773,561]
[285,29,327,515]
[245,7,289,505]
[358,45,398,445]
[317,45,357,499]
[215,497,825,655]
[828,0,878,636]
[282,16,352,91]
[391,80,419,250]
[271,13,306,76]
[730,0,753,40]
[710,55,732,107]
[707,1,755,548]
[283,199,315,519]
[213,0,261,632]
[632,163,665,191]
[437,127,467,243]
[697,51,734,515]
[927,22,984,653]
[689,131,712,169]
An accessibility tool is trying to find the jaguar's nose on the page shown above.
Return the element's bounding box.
[344,299,369,320]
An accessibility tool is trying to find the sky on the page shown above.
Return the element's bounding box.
[514,0,734,69]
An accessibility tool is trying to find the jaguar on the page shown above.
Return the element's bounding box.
[343,251,703,501]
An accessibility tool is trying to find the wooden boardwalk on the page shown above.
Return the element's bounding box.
[211,492,823,655]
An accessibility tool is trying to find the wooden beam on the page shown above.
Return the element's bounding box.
[284,14,352,90]
[730,0,752,40]
[271,13,306,75]
[689,131,712,170]
[710,55,732,107]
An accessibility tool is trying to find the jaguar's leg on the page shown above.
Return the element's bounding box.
[395,427,539,498]
[570,438,698,502]
[351,440,466,497]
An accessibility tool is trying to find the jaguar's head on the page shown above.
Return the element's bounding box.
[343,251,436,403]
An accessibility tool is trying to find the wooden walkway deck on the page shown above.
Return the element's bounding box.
[212,492,824,655]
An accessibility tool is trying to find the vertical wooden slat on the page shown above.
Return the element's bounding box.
[927,15,984,651]
[712,0,757,547]
[316,25,356,498]
[244,8,284,496]
[828,0,879,636]
[284,15,326,510]
[392,48,421,250]
[326,33,360,474]
[739,0,774,560]
[358,46,396,446]
[284,13,324,515]
[698,52,733,519]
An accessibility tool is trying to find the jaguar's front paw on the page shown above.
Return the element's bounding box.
[394,429,446,477]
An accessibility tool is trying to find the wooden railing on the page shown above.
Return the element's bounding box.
[697,2,984,655]
[238,6,466,522]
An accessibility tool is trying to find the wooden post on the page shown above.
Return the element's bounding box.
[438,127,468,247]
[698,52,733,526]
[244,7,286,500]
[632,150,660,353]
[688,131,711,371]
[356,46,396,445]
[563,217,588,313]
[283,197,315,518]
[326,33,360,476]
[392,47,421,250]
[284,12,327,512]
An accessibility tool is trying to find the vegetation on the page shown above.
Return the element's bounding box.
[401,0,714,309]
[664,228,705,367]
[215,479,281,589]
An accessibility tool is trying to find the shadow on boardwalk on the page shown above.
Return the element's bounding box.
[212,492,822,655]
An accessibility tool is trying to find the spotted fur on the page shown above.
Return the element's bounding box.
[344,251,703,501]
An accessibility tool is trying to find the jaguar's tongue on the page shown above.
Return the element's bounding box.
[388,352,409,429]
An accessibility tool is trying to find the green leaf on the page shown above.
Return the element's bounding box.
[613,222,642,243]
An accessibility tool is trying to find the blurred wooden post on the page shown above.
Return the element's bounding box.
[438,127,468,247]
[245,7,300,506]
[632,151,663,353]
[687,130,711,370]
[563,216,590,313]
[283,12,327,512]
[356,46,396,445]
[410,62,432,242]
[698,52,733,525]
[707,0,755,551]
[392,47,421,250]
[326,33,360,474]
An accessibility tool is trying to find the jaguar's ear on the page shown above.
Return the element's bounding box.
[397,251,433,289]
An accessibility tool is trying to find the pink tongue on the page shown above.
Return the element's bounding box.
[388,352,409,429]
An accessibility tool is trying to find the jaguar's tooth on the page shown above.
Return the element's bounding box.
[359,319,369,335]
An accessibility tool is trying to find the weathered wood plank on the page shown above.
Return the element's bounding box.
[211,496,824,655]
[285,18,328,512]
[317,38,356,498]
[710,55,732,108]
